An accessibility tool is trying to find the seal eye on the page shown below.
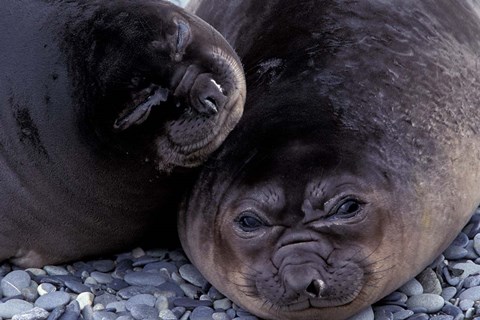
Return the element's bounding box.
[334,199,362,218]
[237,212,265,232]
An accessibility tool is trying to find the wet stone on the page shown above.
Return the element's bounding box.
[178,265,208,288]
[124,272,166,287]
[35,291,71,311]
[1,271,32,297]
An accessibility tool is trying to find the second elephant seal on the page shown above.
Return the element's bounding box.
[0,0,244,267]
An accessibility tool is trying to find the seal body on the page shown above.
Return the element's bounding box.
[179,1,480,319]
[0,0,244,267]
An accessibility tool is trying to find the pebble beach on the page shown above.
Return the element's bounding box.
[0,209,478,320]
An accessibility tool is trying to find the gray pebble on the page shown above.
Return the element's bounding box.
[398,279,423,296]
[459,299,474,311]
[459,286,480,300]
[406,294,444,313]
[90,272,112,284]
[452,233,469,247]
[416,268,442,295]
[226,309,236,319]
[58,300,80,320]
[132,257,162,267]
[116,316,134,320]
[22,287,39,303]
[441,287,457,301]
[464,240,478,259]
[444,245,469,260]
[1,271,31,297]
[405,314,428,320]
[129,304,158,320]
[11,306,49,320]
[93,293,117,307]
[35,291,71,311]
[190,306,214,320]
[47,306,66,320]
[347,306,374,320]
[179,310,191,320]
[214,298,232,311]
[212,312,230,320]
[474,234,480,256]
[392,310,413,320]
[171,307,186,318]
[159,309,178,320]
[144,262,177,275]
[381,292,408,304]
[91,261,115,273]
[451,261,480,279]
[0,299,35,318]
[43,267,69,276]
[107,278,128,291]
[64,280,90,294]
[430,316,454,320]
[124,272,166,287]
[92,311,117,320]
[81,305,94,320]
[105,301,126,313]
[463,274,480,288]
[208,287,225,300]
[442,304,462,317]
[155,296,169,311]
[180,283,201,299]
[126,294,155,310]
[179,265,208,288]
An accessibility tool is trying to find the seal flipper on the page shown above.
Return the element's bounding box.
[113,87,169,131]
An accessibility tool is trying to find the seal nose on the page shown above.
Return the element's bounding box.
[190,74,227,116]
[284,267,326,298]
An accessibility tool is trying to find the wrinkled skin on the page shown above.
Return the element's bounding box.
[0,0,244,267]
[179,1,480,319]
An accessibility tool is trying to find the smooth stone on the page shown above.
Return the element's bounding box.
[416,268,442,295]
[179,311,191,320]
[35,291,71,311]
[159,309,177,320]
[0,299,35,318]
[25,269,47,277]
[373,309,393,320]
[1,271,32,297]
[58,300,80,320]
[374,305,404,314]
[442,304,462,317]
[71,262,95,274]
[76,292,94,310]
[398,279,423,296]
[405,314,428,320]
[464,275,480,288]
[451,261,480,279]
[173,298,213,308]
[46,305,66,320]
[105,301,126,313]
[459,299,474,311]
[444,245,469,260]
[107,279,128,291]
[213,298,232,311]
[171,273,185,285]
[464,241,478,259]
[43,267,69,276]
[91,261,115,273]
[123,272,166,287]
[93,293,117,307]
[117,286,162,299]
[208,287,225,300]
[22,287,39,303]
[212,312,230,320]
[441,287,457,301]
[131,248,146,258]
[157,282,184,298]
[459,286,480,300]
[226,309,236,319]
[190,306,214,320]
[171,307,186,318]
[144,262,177,275]
[178,265,208,288]
[92,311,116,320]
[381,292,408,304]
[132,257,162,267]
[406,294,444,313]
[81,305,94,320]
[347,307,374,320]
[11,306,49,320]
[392,310,413,320]
[129,304,158,320]
[474,234,480,256]
[116,316,134,320]
[180,283,201,299]
[452,233,469,247]
[443,267,461,286]
[126,294,156,310]
[89,272,112,284]
[64,280,90,294]
[83,278,97,286]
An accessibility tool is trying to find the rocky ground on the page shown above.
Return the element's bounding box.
[0,210,479,320]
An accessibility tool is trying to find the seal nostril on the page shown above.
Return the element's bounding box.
[201,97,218,115]
[305,279,325,298]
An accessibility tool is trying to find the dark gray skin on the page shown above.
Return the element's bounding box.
[179,1,480,319]
[0,0,244,267]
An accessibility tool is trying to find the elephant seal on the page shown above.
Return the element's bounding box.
[179,1,480,319]
[0,0,244,267]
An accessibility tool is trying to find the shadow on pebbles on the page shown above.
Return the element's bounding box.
[1,210,480,320]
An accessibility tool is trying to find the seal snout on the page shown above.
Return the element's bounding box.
[284,266,326,298]
[190,74,226,116]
